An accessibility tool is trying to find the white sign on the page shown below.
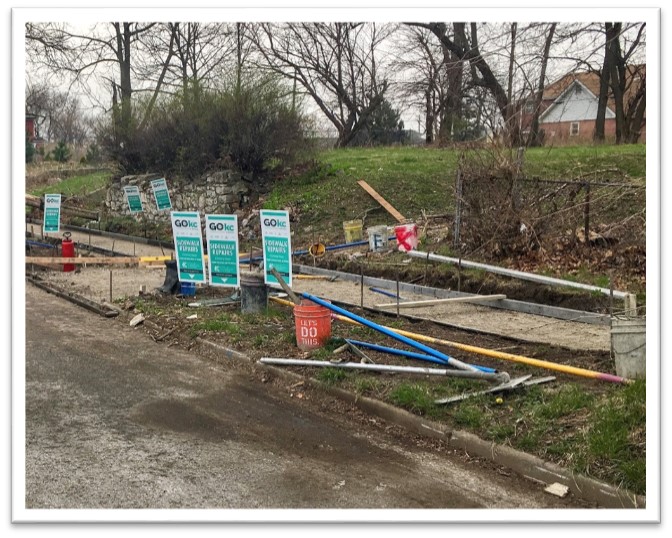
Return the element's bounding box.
[123,185,144,213]
[170,211,206,283]
[205,214,240,287]
[260,209,292,288]
[151,178,172,211]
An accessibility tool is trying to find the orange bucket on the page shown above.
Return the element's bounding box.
[294,300,332,351]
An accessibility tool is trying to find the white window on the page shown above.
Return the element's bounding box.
[570,122,580,136]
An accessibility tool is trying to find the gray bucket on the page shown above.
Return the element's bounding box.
[240,271,268,314]
[611,316,646,379]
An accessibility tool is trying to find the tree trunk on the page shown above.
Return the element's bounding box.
[607,23,625,143]
[529,23,556,147]
[594,23,613,143]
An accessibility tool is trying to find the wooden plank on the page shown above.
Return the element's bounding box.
[376,294,507,309]
[357,180,406,223]
[26,256,140,265]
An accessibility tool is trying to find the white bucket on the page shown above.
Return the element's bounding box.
[367,225,389,252]
[611,317,646,379]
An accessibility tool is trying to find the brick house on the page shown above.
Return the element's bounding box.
[518,66,646,145]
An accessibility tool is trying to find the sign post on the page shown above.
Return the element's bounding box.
[43,194,61,234]
[123,185,144,213]
[150,178,172,211]
[260,209,292,288]
[170,212,206,284]
[205,214,240,287]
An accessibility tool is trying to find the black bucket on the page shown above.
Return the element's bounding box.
[157,260,180,294]
[240,271,268,314]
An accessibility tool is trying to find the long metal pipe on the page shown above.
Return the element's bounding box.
[269,296,630,384]
[301,292,488,373]
[346,339,497,374]
[407,249,629,299]
[259,358,506,381]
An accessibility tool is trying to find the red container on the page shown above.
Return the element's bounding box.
[294,300,332,351]
[61,233,75,272]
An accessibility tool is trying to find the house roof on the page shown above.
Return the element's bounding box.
[541,64,645,115]
[539,79,615,122]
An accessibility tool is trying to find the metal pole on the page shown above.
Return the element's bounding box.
[584,182,591,245]
[396,271,400,318]
[360,264,364,308]
[453,166,463,250]
[407,250,630,299]
[259,358,504,381]
[109,270,113,302]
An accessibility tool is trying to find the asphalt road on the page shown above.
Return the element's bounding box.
[22,283,583,517]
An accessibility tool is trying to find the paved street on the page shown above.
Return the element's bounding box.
[21,283,582,517]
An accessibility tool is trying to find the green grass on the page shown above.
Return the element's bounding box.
[189,317,242,338]
[388,383,436,416]
[316,367,348,385]
[264,144,645,248]
[29,171,112,197]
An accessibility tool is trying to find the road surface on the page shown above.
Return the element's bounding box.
[22,283,587,516]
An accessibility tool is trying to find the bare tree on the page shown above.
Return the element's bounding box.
[25,22,178,147]
[253,22,391,147]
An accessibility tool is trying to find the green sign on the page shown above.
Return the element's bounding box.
[260,209,292,287]
[43,193,61,234]
[170,212,205,283]
[123,185,144,213]
[205,215,240,287]
[151,178,172,211]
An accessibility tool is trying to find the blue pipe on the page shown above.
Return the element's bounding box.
[300,292,490,372]
[26,240,57,249]
[345,339,446,366]
[347,339,497,373]
[369,287,405,300]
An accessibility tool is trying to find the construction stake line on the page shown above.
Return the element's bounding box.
[270,296,630,384]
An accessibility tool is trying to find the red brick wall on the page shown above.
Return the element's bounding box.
[541,119,615,144]
[26,117,36,140]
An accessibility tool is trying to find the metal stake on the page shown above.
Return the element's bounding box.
[360,264,364,308]
[109,270,113,302]
[396,271,400,318]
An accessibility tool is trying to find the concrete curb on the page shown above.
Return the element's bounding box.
[195,337,646,510]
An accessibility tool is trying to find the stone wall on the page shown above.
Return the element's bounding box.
[105,170,259,219]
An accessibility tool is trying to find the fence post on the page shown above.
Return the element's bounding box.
[453,166,463,250]
[583,181,591,245]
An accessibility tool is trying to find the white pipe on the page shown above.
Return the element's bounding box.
[407,250,629,299]
[259,358,508,382]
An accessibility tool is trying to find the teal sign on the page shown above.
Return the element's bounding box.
[260,209,292,287]
[123,185,144,213]
[170,211,206,283]
[205,214,240,287]
[43,193,61,234]
[151,178,172,211]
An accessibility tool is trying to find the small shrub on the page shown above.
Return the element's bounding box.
[52,140,71,162]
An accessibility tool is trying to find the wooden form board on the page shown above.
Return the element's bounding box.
[375,294,507,309]
[357,180,406,223]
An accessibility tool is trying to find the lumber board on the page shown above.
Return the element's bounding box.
[376,294,507,309]
[26,256,140,265]
[357,180,406,223]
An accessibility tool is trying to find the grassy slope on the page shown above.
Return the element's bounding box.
[265,144,646,246]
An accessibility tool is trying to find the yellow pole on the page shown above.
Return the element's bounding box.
[269,296,629,383]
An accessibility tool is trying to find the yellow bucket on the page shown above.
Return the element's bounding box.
[343,219,363,243]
